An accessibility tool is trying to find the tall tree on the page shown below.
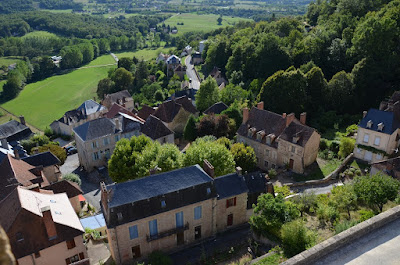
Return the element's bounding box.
[230,143,257,172]
[196,76,220,112]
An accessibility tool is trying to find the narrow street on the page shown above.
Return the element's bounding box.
[185,55,201,90]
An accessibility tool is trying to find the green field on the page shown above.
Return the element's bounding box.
[22,31,58,39]
[0,56,23,67]
[2,65,115,130]
[115,47,174,61]
[159,13,252,35]
[86,54,116,66]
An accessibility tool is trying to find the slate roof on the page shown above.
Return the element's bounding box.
[141,115,173,140]
[214,173,248,199]
[0,120,32,141]
[43,180,83,198]
[166,55,181,64]
[279,120,316,147]
[56,109,85,125]
[175,96,198,114]
[137,105,156,120]
[73,118,115,141]
[104,90,131,104]
[169,89,197,101]
[154,100,182,123]
[359,108,400,135]
[22,151,60,167]
[243,171,266,194]
[209,66,221,77]
[204,102,228,115]
[77,99,105,116]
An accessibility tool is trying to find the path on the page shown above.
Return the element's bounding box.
[185,55,201,90]
[110,53,118,62]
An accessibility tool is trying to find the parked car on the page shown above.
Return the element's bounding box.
[65,146,77,155]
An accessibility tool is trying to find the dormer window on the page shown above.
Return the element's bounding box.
[367,120,373,129]
[117,212,123,221]
[378,122,384,131]
[256,131,265,141]
[266,134,275,145]
[207,187,211,195]
[248,127,256,138]
[293,136,300,144]
[161,200,166,208]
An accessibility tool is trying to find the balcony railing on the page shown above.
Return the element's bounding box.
[147,222,189,242]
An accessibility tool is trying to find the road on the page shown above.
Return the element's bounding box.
[313,216,400,265]
[185,55,201,90]
[294,181,343,195]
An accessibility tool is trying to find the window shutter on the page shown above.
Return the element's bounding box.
[65,258,71,265]
[234,197,236,206]
[79,252,84,260]
[226,200,229,208]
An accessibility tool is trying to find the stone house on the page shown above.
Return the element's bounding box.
[237,102,320,174]
[44,180,84,213]
[137,105,156,121]
[140,115,174,144]
[204,102,228,115]
[21,151,61,184]
[0,187,88,265]
[199,40,206,54]
[191,51,203,65]
[209,67,227,86]
[101,163,270,264]
[50,100,106,136]
[354,107,400,163]
[166,55,181,70]
[156,53,169,64]
[370,157,400,179]
[174,64,186,79]
[153,96,199,134]
[102,90,134,111]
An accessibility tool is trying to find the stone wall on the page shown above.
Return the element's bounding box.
[0,226,15,265]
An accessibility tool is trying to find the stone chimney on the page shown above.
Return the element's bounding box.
[203,159,215,178]
[266,181,275,197]
[236,166,242,176]
[285,113,295,127]
[114,118,121,131]
[0,138,7,149]
[100,182,113,213]
[41,206,57,240]
[242,108,249,124]
[13,149,19,160]
[300,112,307,125]
[19,116,25,125]
[363,111,367,118]
[282,113,287,119]
[257,102,264,110]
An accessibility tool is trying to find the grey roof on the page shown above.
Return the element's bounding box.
[204,102,228,115]
[73,118,115,141]
[22,151,60,167]
[214,173,248,199]
[104,90,131,104]
[243,171,266,194]
[279,120,316,147]
[107,165,213,208]
[0,120,32,141]
[141,115,173,140]
[359,108,400,135]
[77,100,105,116]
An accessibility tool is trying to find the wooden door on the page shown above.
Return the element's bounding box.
[177,231,184,245]
[289,159,294,170]
[227,214,233,226]
[195,226,202,240]
[132,245,141,259]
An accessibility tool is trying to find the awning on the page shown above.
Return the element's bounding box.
[78,194,86,202]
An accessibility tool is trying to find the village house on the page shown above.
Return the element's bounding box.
[101,90,134,111]
[199,40,206,54]
[0,116,32,142]
[237,102,320,174]
[80,213,107,238]
[21,151,61,183]
[191,51,203,65]
[370,157,400,179]
[140,115,174,144]
[101,163,270,264]
[166,55,181,70]
[137,105,156,121]
[156,53,169,64]
[169,88,197,105]
[153,96,199,134]
[50,100,106,136]
[43,180,84,213]
[0,187,88,265]
[174,64,187,79]
[209,67,227,86]
[354,95,400,163]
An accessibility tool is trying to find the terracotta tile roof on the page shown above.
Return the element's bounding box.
[175,96,198,114]
[104,90,131,104]
[137,104,156,120]
[105,103,137,119]
[141,115,173,140]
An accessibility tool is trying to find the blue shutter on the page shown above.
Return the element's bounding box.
[129,225,138,240]
[149,219,158,236]
[176,212,184,228]
[194,206,202,220]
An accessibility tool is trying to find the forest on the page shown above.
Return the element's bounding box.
[0,0,83,14]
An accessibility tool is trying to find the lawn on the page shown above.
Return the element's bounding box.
[159,13,252,35]
[114,47,174,61]
[0,56,23,67]
[1,65,115,130]
[85,54,116,66]
[294,158,342,182]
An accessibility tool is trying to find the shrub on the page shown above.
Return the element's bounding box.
[338,137,355,158]
[268,168,277,178]
[34,143,67,165]
[44,127,54,138]
[334,219,359,234]
[358,209,375,222]
[21,134,50,153]
[63,173,82,186]
[281,220,316,257]
[274,185,292,197]
[329,140,340,153]
[345,124,358,136]
[317,204,339,225]
[319,138,329,151]
[148,251,172,265]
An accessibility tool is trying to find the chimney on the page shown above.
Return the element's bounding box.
[114,118,120,131]
[13,149,19,159]
[100,182,112,212]
[285,113,295,127]
[0,138,7,149]
[257,102,264,110]
[41,206,57,240]
[19,116,25,125]
[363,111,367,118]
[203,159,215,178]
[242,108,249,124]
[282,113,287,119]
[300,112,307,125]
[236,166,242,176]
[266,182,275,197]
[63,115,67,124]
[27,184,40,192]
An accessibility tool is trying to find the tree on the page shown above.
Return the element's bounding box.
[80,42,94,64]
[230,143,257,172]
[220,84,248,106]
[250,193,300,239]
[156,144,182,173]
[305,67,328,111]
[2,75,20,99]
[97,78,115,99]
[338,137,355,158]
[196,76,220,112]
[281,220,316,257]
[197,114,234,138]
[326,71,354,114]
[63,173,82,186]
[60,46,83,69]
[183,115,197,141]
[111,67,134,92]
[221,103,242,130]
[217,15,223,25]
[331,185,357,219]
[21,134,50,153]
[353,173,400,212]
[183,139,235,177]
[118,57,134,72]
[35,144,67,165]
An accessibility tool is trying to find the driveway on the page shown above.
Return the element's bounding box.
[185,55,201,90]
[87,240,111,265]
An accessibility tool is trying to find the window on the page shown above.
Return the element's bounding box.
[129,225,138,240]
[65,254,79,265]
[194,206,202,220]
[226,197,236,208]
[363,134,369,143]
[357,148,361,153]
[103,137,109,146]
[105,149,111,159]
[92,152,99,161]
[132,245,141,258]
[376,153,383,160]
[265,149,269,156]
[161,200,166,208]
[117,212,123,221]
[291,146,296,153]
[66,239,76,249]
[79,253,84,260]
[195,226,202,240]
[176,211,184,228]
[34,252,40,258]
[115,135,120,142]
[149,219,158,237]
[92,141,98,148]
[264,161,268,167]
[367,120,373,128]
[206,187,211,195]
[374,136,381,146]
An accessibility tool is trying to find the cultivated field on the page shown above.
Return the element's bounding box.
[160,13,252,35]
[2,65,115,130]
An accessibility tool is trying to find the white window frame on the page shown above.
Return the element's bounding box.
[363,134,369,143]
[374,136,381,146]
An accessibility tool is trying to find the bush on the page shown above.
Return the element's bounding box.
[281,220,316,257]
[63,173,82,186]
[319,138,329,151]
[338,137,355,158]
[358,209,375,222]
[21,134,50,153]
[329,140,340,153]
[317,204,339,225]
[268,168,277,178]
[44,127,54,138]
[148,251,172,265]
[274,185,292,197]
[345,124,358,136]
[34,143,67,165]
[334,219,359,234]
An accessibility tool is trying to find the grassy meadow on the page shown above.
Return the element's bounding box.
[160,13,252,35]
[0,57,23,67]
[115,46,174,61]
[2,65,115,130]
[86,54,116,66]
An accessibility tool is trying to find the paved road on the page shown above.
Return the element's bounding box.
[314,217,400,265]
[185,55,201,90]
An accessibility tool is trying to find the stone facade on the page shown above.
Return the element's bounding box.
[215,193,248,232]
